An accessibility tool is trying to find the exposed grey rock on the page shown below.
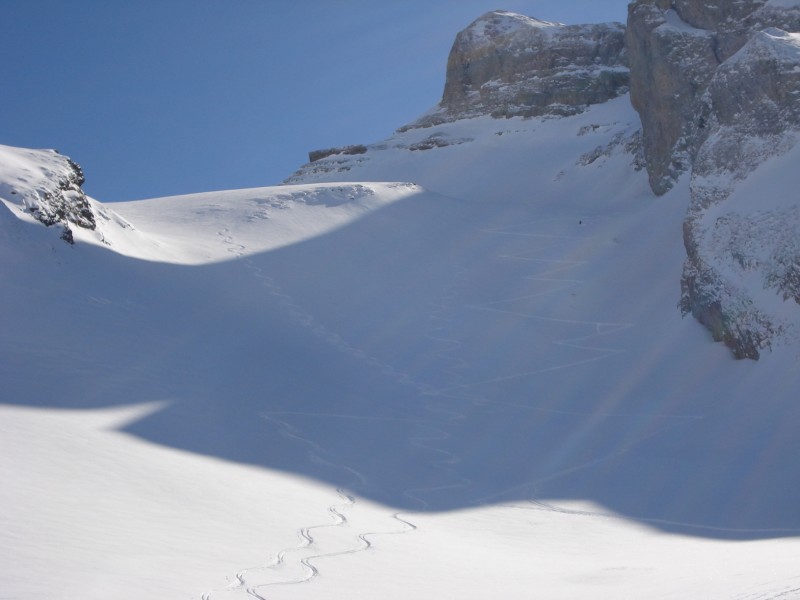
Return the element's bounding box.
[680,27,800,358]
[408,133,473,151]
[308,144,368,163]
[0,145,96,244]
[30,157,95,237]
[624,0,800,357]
[627,0,800,195]
[406,11,629,127]
[626,3,719,195]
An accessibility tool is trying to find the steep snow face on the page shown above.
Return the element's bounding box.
[408,10,628,127]
[0,144,95,242]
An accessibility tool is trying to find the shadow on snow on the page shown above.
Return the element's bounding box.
[3,189,799,540]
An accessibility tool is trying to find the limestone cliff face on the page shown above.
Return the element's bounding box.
[625,0,800,358]
[625,3,719,195]
[626,0,800,195]
[407,11,629,128]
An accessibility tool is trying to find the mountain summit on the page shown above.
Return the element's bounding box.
[410,10,629,126]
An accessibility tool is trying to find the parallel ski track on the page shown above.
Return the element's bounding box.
[202,411,417,599]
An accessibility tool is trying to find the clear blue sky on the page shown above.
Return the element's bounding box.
[1,1,630,201]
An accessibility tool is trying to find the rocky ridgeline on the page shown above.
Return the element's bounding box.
[0,145,96,244]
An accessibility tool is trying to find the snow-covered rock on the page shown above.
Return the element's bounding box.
[0,144,95,243]
[624,0,800,357]
[681,28,800,358]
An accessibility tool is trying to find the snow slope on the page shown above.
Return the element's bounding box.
[2,95,800,598]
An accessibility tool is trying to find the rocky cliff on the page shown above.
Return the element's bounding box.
[680,27,800,357]
[627,0,800,195]
[625,0,800,358]
[405,10,629,128]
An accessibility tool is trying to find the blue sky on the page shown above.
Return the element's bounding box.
[1,1,630,201]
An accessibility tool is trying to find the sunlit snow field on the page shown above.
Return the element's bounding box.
[2,96,799,599]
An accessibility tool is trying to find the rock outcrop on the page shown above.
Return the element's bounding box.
[308,144,368,163]
[406,10,629,128]
[0,144,96,243]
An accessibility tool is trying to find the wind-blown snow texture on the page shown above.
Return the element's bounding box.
[2,13,800,600]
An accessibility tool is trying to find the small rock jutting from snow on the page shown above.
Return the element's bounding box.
[0,144,96,244]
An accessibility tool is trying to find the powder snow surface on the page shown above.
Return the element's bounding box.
[2,96,800,599]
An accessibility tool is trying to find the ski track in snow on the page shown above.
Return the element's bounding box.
[203,213,713,597]
[732,578,800,600]
[202,232,423,599]
[201,412,417,599]
[416,217,711,526]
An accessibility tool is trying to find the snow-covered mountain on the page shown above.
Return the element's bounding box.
[2,5,800,600]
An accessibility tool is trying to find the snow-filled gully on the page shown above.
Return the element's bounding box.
[203,211,706,598]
